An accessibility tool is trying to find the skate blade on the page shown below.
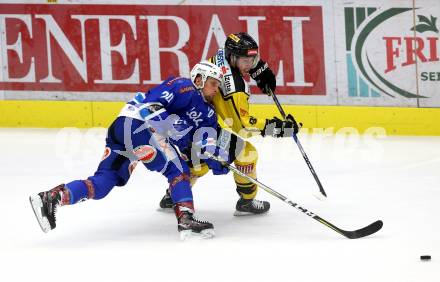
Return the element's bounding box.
[233,210,268,216]
[179,229,215,240]
[29,195,51,233]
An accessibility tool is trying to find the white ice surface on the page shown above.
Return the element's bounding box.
[0,128,439,282]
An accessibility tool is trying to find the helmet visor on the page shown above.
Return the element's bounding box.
[234,53,260,70]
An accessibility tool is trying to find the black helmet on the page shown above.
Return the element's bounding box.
[224,32,259,60]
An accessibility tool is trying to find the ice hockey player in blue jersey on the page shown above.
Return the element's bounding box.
[29,61,229,239]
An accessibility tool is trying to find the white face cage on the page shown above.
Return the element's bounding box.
[190,61,223,89]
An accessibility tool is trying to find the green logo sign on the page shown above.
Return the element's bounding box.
[345,7,439,99]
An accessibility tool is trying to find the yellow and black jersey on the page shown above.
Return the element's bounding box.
[209,49,266,138]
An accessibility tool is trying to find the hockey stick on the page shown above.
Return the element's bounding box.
[206,153,383,239]
[265,86,328,199]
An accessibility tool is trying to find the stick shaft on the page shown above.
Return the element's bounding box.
[208,155,381,239]
[266,87,327,197]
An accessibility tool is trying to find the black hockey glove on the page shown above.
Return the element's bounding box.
[249,60,276,94]
[261,114,299,138]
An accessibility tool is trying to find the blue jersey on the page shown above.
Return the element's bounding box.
[119,76,218,150]
[60,77,224,210]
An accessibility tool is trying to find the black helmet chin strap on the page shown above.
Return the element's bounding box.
[229,54,237,68]
[251,53,260,68]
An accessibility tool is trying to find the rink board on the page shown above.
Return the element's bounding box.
[0,0,439,135]
[1,100,439,136]
[0,0,439,107]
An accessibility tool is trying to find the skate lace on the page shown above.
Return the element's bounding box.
[48,192,60,219]
[53,205,58,220]
[192,216,209,224]
[251,199,265,210]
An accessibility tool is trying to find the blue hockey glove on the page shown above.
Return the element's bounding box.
[205,158,229,175]
[197,136,230,175]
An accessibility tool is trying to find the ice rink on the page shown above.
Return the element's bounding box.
[1,127,439,282]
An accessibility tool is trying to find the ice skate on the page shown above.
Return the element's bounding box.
[174,202,215,240]
[29,184,67,233]
[234,198,270,216]
[158,188,173,211]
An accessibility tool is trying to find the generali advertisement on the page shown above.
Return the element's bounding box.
[0,1,334,104]
[0,0,438,107]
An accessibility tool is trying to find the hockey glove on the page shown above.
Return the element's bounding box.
[249,60,276,94]
[205,158,229,175]
[201,143,229,175]
[194,135,230,175]
[261,114,299,138]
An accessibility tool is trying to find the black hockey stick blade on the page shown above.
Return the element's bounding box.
[314,217,383,239]
[344,220,383,239]
[205,153,383,239]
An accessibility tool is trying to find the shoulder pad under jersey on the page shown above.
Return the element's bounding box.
[165,77,197,94]
[211,49,250,98]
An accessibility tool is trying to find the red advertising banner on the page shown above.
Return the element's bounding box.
[0,4,326,95]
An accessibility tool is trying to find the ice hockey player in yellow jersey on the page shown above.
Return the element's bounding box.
[159,32,299,215]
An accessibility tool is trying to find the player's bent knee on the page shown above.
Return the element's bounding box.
[236,141,258,164]
[87,171,121,200]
